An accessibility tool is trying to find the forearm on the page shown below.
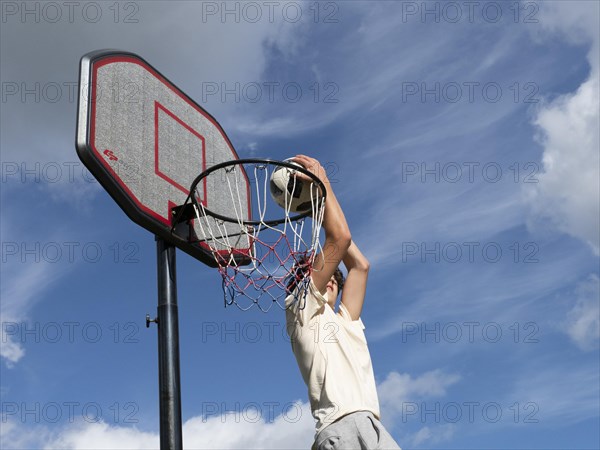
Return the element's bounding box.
[291,154,351,293]
[291,154,350,243]
[322,181,351,243]
[340,241,369,320]
[314,183,351,275]
[343,240,370,272]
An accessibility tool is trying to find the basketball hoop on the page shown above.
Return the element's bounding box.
[172,159,327,312]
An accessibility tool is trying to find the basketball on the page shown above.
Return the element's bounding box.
[269,160,319,213]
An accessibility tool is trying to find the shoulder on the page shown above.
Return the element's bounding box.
[291,278,327,305]
[337,302,366,330]
[285,278,328,322]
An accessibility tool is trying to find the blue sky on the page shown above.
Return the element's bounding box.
[1,1,599,448]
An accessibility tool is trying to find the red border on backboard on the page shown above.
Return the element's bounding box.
[88,55,252,230]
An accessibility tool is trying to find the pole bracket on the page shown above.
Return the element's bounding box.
[146,314,158,328]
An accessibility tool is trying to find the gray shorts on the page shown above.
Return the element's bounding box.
[313,411,401,450]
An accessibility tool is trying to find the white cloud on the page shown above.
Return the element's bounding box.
[526,1,600,254]
[44,421,158,450]
[378,369,461,423]
[0,417,53,449]
[0,261,66,366]
[530,1,600,59]
[379,369,461,402]
[182,401,314,449]
[0,338,24,368]
[376,370,460,447]
[1,401,315,450]
[564,274,600,351]
[0,217,74,366]
[43,176,103,213]
[410,424,455,446]
[243,141,259,157]
[1,371,465,449]
[1,1,303,164]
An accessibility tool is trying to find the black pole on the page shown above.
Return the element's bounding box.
[156,237,183,450]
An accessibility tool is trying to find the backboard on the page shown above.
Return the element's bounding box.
[76,50,251,266]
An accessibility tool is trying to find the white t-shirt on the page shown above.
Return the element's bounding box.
[285,280,380,437]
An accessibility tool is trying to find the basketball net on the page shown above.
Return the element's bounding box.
[192,161,326,312]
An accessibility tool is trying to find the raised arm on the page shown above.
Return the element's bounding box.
[291,155,351,295]
[340,241,370,320]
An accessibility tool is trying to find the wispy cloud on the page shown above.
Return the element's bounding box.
[229,1,536,139]
[0,214,75,366]
[564,274,600,351]
[369,237,591,342]
[0,258,67,366]
[510,360,599,426]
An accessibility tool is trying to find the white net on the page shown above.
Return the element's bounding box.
[192,161,326,312]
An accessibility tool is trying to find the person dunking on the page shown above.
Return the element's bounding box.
[285,155,401,450]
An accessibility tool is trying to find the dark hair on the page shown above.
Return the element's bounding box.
[333,267,345,294]
[286,256,345,298]
[286,257,311,294]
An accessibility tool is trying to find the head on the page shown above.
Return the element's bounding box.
[286,258,345,308]
[325,267,345,308]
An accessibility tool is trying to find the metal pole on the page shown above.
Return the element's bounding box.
[156,237,183,450]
